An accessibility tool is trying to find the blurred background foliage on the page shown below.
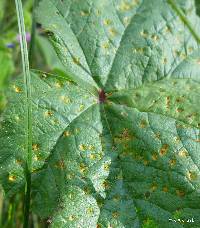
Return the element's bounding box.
[0,0,65,227]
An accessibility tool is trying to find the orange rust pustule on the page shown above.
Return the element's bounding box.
[98,89,106,103]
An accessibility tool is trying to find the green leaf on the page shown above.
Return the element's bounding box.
[36,35,66,73]
[1,0,200,227]
[0,50,14,112]
[0,51,14,90]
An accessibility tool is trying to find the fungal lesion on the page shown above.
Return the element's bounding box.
[159,144,169,156]
[63,130,71,137]
[44,110,53,117]
[13,85,22,93]
[32,143,39,151]
[8,174,16,182]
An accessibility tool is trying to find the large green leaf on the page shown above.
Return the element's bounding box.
[1,0,200,227]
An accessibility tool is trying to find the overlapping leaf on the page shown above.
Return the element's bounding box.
[0,0,200,227]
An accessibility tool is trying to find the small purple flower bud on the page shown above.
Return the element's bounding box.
[16,32,31,43]
[6,43,15,48]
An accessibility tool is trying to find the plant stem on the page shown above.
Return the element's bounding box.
[15,0,32,227]
[29,0,38,68]
[167,0,200,44]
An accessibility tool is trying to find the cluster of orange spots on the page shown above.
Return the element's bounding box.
[54,160,65,169]
[159,144,169,156]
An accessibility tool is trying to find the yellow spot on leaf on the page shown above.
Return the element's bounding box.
[13,85,22,93]
[103,19,111,25]
[79,104,85,111]
[150,184,157,192]
[176,108,184,113]
[63,131,70,137]
[79,144,87,151]
[159,144,169,156]
[140,120,148,128]
[187,171,197,181]
[80,10,89,16]
[178,149,188,157]
[169,159,176,167]
[109,28,117,36]
[68,215,76,221]
[112,211,119,218]
[176,189,185,197]
[103,164,110,171]
[55,82,62,88]
[151,34,159,41]
[8,174,16,182]
[88,145,95,150]
[102,180,110,189]
[55,160,65,169]
[86,207,94,214]
[79,163,87,173]
[102,42,110,49]
[16,159,22,165]
[44,110,53,117]
[32,144,39,151]
[73,57,80,65]
[140,30,148,38]
[60,95,71,104]
[152,153,158,161]
[163,186,168,192]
